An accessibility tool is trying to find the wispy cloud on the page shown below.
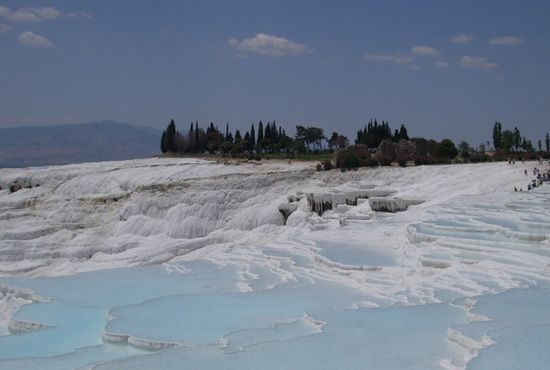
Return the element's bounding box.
[228,33,311,57]
[435,61,449,69]
[66,11,93,19]
[457,56,497,71]
[0,5,90,22]
[364,45,439,68]
[18,31,53,48]
[4,6,61,22]
[0,5,9,17]
[449,34,475,44]
[0,22,10,33]
[411,46,440,56]
[489,36,523,45]
[363,52,414,65]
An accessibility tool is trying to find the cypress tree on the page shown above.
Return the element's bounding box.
[399,124,409,140]
[189,122,195,152]
[271,121,278,140]
[244,132,251,151]
[546,132,549,152]
[160,131,167,153]
[492,121,502,150]
[257,121,264,150]
[250,124,256,147]
[166,119,176,152]
[194,121,199,151]
[392,129,399,142]
[264,122,271,141]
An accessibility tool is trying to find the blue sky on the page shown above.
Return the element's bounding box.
[0,0,549,145]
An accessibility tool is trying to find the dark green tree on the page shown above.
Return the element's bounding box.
[356,119,392,149]
[329,132,339,150]
[399,124,409,140]
[165,119,176,152]
[438,139,458,159]
[392,129,400,142]
[263,121,272,151]
[513,127,521,151]
[500,130,515,153]
[188,122,195,152]
[160,130,167,153]
[546,132,549,152]
[243,132,251,151]
[194,121,199,151]
[257,121,264,152]
[492,121,502,150]
[250,124,256,148]
[458,140,471,157]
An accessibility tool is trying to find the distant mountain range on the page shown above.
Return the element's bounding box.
[0,120,161,168]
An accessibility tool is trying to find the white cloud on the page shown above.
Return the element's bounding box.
[1,6,60,22]
[18,31,53,48]
[457,56,497,71]
[435,61,449,69]
[489,36,523,45]
[66,11,93,19]
[228,33,310,57]
[449,34,475,44]
[0,5,10,17]
[0,22,10,33]
[411,46,440,56]
[363,52,414,65]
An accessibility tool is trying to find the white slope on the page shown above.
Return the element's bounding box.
[1,157,549,369]
[0,158,545,282]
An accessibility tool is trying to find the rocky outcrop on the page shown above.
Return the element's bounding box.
[369,197,424,212]
[278,203,298,222]
[8,318,50,334]
[307,190,394,216]
[102,331,181,351]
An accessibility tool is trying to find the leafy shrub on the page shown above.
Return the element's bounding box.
[414,156,434,166]
[364,159,379,167]
[322,159,333,171]
[335,145,370,169]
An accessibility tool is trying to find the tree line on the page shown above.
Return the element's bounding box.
[160,118,549,164]
[355,119,409,148]
[160,119,352,156]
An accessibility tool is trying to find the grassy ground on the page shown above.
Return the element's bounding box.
[159,152,335,162]
[261,152,334,161]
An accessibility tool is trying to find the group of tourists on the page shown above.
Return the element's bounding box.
[515,161,550,192]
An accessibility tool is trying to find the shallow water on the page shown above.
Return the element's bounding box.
[315,240,396,267]
[0,262,468,370]
[3,256,550,370]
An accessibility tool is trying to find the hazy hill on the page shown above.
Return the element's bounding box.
[0,120,161,168]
